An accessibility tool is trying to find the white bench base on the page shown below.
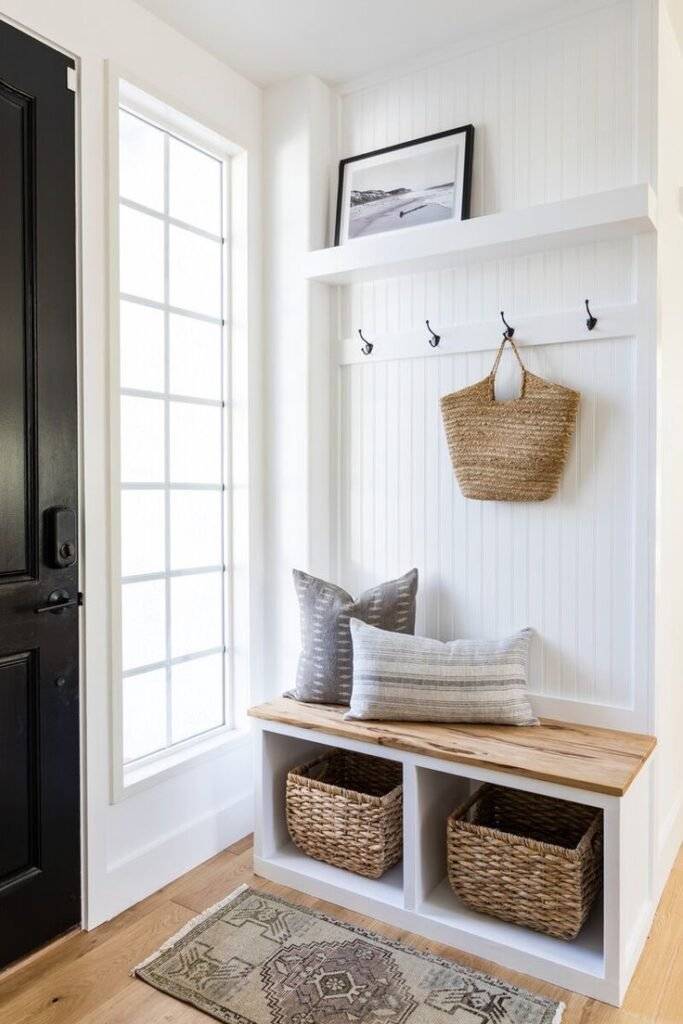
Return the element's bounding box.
[252,717,655,1006]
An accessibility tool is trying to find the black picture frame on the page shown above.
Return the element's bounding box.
[334,124,474,246]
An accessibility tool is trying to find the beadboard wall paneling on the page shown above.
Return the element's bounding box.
[339,238,634,341]
[339,1,635,219]
[331,1,650,722]
[338,336,642,711]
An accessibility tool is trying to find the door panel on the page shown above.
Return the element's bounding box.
[0,652,39,884]
[0,81,36,579]
[0,19,80,968]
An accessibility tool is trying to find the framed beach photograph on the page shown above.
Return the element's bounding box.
[334,124,474,245]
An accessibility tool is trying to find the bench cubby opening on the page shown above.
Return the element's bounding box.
[412,764,605,979]
[256,726,405,906]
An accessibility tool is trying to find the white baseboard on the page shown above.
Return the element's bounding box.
[90,791,254,927]
[655,792,683,901]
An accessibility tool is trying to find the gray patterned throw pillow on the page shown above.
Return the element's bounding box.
[347,621,538,725]
[288,568,418,705]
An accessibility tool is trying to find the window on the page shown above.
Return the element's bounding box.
[116,105,231,771]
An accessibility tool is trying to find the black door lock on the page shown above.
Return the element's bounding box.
[44,506,77,568]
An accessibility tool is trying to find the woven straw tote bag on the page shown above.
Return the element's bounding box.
[440,337,579,501]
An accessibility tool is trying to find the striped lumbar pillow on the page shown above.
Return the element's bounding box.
[346,620,538,726]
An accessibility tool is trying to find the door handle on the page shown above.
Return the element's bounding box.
[35,590,83,614]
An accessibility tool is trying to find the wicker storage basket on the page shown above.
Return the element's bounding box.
[440,336,579,502]
[286,749,402,879]
[447,784,602,940]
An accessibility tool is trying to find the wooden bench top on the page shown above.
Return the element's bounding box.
[248,698,656,797]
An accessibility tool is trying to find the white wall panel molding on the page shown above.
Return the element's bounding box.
[337,334,649,723]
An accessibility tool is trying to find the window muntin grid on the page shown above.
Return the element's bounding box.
[118,107,229,766]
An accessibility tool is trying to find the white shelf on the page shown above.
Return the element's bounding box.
[266,841,404,908]
[304,183,657,285]
[421,877,604,979]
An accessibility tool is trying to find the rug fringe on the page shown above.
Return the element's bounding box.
[552,1001,566,1023]
[130,882,249,977]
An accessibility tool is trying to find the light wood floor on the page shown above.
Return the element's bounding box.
[0,837,681,1023]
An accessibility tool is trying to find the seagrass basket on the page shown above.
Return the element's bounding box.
[447,784,602,940]
[440,336,579,501]
[286,749,402,879]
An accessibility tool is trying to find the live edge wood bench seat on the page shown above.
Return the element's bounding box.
[248,697,656,797]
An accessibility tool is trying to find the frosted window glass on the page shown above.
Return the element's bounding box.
[120,301,164,392]
[119,206,164,302]
[119,110,164,212]
[120,395,165,483]
[170,402,222,484]
[123,670,167,762]
[170,491,222,571]
[122,579,166,671]
[121,490,165,577]
[171,653,224,743]
[169,226,221,317]
[170,572,223,657]
[169,137,221,234]
[169,315,222,400]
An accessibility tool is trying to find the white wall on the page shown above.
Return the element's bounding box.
[653,0,683,895]
[0,0,263,927]
[263,76,334,692]
[339,1,636,218]
[286,0,658,731]
[263,0,683,894]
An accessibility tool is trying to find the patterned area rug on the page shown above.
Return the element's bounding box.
[134,884,564,1023]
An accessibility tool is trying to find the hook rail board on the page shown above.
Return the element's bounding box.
[340,303,642,365]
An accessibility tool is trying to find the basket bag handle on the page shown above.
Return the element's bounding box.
[489,336,526,401]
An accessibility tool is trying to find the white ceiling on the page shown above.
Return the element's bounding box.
[135,0,574,88]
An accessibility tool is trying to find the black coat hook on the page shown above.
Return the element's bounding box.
[358,329,374,356]
[585,299,597,331]
[500,311,515,339]
[425,320,441,348]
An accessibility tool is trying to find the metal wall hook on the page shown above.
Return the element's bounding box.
[500,311,515,339]
[585,299,598,331]
[425,320,441,348]
[358,329,374,356]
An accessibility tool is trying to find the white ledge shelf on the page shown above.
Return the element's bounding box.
[304,184,657,285]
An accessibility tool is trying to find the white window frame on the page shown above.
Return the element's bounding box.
[108,76,251,800]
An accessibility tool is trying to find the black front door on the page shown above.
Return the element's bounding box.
[0,20,80,968]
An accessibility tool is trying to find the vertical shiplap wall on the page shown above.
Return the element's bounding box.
[339,1,635,217]
[333,1,653,723]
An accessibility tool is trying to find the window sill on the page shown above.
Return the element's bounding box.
[115,726,252,802]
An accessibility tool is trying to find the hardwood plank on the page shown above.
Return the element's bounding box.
[0,888,169,1002]
[170,847,253,913]
[1,840,680,1024]
[248,698,656,795]
[0,902,195,1024]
